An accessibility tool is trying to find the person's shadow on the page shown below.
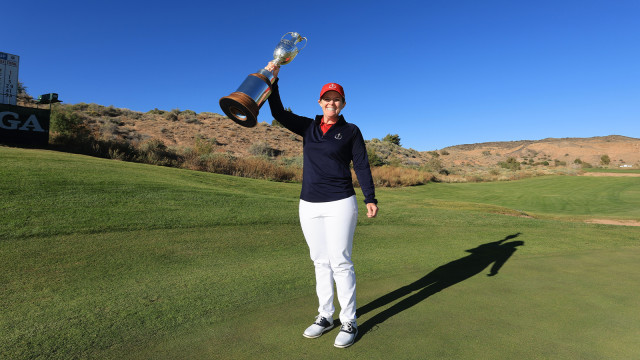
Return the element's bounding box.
[355,233,524,340]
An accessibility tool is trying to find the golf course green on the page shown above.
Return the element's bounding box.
[1,146,639,359]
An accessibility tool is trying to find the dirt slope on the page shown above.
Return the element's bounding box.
[438,135,640,169]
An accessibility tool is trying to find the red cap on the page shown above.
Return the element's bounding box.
[319,83,345,100]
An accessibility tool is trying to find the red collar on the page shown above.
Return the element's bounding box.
[320,117,336,135]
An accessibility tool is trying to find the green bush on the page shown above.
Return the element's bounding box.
[147,108,166,115]
[165,109,181,121]
[600,154,611,165]
[367,147,386,167]
[193,137,218,156]
[50,107,84,135]
[104,105,121,117]
[422,156,444,173]
[498,157,521,171]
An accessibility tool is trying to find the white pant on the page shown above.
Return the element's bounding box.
[299,195,358,323]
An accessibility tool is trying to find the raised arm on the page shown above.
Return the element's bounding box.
[265,62,313,136]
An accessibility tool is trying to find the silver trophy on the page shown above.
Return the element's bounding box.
[219,32,307,127]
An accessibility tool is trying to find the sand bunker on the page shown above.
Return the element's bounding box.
[585,219,640,226]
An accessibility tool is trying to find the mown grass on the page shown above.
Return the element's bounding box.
[2,146,639,359]
[0,147,300,240]
[384,175,640,221]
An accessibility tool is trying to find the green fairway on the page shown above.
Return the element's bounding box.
[386,175,640,221]
[1,146,639,359]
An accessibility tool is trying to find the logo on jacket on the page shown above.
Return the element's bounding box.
[334,133,342,140]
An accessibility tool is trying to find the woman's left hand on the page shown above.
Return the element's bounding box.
[366,203,378,218]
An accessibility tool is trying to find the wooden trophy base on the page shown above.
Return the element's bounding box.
[219,92,259,128]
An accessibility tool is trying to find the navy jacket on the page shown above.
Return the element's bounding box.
[267,81,377,204]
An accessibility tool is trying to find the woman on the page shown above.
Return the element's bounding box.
[265,62,378,348]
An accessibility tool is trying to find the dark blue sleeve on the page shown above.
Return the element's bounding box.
[351,125,377,204]
[267,80,313,136]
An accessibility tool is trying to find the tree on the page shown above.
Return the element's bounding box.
[17,81,27,94]
[600,154,610,165]
[383,133,401,146]
[17,81,34,103]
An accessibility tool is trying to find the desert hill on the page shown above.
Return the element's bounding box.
[86,109,305,159]
[74,104,639,170]
[439,135,640,169]
[18,101,640,171]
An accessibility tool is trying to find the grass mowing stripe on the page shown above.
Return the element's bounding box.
[1,226,313,358]
[1,147,302,239]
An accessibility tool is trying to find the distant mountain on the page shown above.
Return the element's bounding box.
[439,135,640,169]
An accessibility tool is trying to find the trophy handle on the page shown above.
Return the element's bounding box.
[296,37,308,51]
[281,32,307,51]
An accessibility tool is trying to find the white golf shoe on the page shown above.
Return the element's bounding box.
[334,320,358,348]
[303,315,334,338]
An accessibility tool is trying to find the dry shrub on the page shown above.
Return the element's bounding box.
[136,139,180,166]
[182,152,302,182]
[432,166,578,183]
[230,156,301,181]
[352,166,435,188]
[435,173,468,183]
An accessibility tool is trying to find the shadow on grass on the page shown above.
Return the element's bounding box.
[356,233,524,341]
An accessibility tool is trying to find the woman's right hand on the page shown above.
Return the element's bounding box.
[265,61,280,78]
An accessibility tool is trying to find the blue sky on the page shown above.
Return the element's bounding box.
[5,0,639,151]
